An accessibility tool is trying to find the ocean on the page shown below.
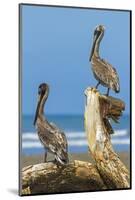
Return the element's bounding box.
[21,114,130,155]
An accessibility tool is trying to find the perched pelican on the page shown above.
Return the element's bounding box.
[89,25,120,95]
[33,83,69,165]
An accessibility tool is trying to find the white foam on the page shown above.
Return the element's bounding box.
[22,138,130,149]
[113,130,128,137]
[22,133,38,140]
[22,129,128,141]
[112,139,130,145]
[22,129,129,149]
[23,142,42,148]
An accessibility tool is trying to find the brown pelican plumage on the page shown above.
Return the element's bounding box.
[89,25,120,95]
[33,83,69,165]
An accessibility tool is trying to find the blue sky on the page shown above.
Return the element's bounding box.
[21,5,130,115]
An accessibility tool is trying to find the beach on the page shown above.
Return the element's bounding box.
[22,115,130,171]
[21,151,130,170]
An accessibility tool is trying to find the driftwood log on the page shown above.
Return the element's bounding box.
[84,87,129,189]
[22,161,106,195]
[21,87,130,195]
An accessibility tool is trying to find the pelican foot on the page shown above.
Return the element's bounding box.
[103,94,110,97]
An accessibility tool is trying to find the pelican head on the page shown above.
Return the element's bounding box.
[33,83,49,126]
[89,25,105,61]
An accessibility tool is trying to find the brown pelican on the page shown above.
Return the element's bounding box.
[33,83,69,165]
[89,25,120,95]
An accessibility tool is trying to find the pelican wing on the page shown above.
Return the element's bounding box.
[37,121,68,164]
[92,57,120,92]
[50,122,62,132]
[101,59,120,92]
[50,122,68,151]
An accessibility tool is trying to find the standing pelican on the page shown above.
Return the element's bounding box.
[89,25,120,95]
[33,83,69,165]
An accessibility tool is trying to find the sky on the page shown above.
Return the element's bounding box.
[21,5,130,115]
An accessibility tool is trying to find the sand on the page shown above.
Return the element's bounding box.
[21,151,130,170]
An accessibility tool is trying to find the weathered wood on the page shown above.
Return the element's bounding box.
[21,160,106,195]
[84,87,130,189]
[21,87,130,195]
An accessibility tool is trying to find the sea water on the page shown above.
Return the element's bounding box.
[21,114,130,155]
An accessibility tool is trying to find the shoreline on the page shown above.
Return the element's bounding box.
[21,151,130,170]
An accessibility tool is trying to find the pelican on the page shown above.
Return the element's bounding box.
[33,83,69,165]
[89,25,120,95]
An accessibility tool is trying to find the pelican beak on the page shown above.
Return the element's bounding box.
[89,30,102,61]
[33,94,42,126]
[89,34,97,61]
[90,30,101,62]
